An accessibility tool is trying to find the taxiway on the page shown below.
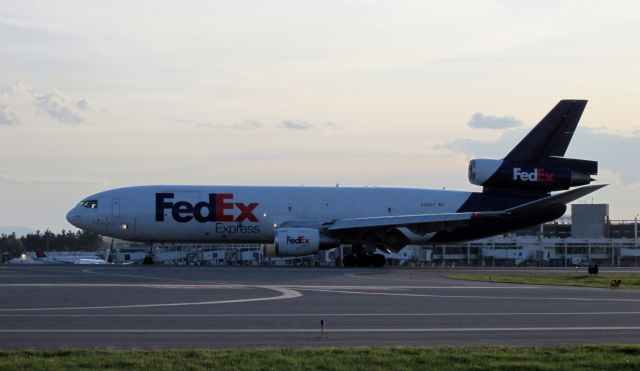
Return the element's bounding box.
[1,265,639,348]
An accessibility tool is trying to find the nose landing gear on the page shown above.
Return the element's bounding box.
[142,242,155,265]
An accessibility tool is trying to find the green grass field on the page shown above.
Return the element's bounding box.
[1,346,640,370]
[448,272,640,289]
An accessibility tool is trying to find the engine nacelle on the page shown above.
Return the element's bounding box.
[268,228,321,257]
[469,159,593,192]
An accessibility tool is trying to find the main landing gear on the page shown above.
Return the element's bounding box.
[142,242,155,265]
[342,244,386,267]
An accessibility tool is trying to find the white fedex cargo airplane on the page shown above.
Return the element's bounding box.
[67,100,604,266]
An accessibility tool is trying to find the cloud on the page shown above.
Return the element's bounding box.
[194,119,265,130]
[76,99,91,110]
[280,119,313,130]
[467,112,522,129]
[239,119,264,129]
[34,88,84,124]
[0,82,105,127]
[0,15,64,32]
[439,126,640,185]
[0,80,27,96]
[0,104,19,125]
[0,80,110,126]
[280,120,343,131]
[189,118,341,131]
[319,121,342,129]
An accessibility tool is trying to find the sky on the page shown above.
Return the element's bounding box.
[1,0,639,232]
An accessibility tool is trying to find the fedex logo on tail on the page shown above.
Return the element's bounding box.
[156,193,259,223]
[512,168,554,183]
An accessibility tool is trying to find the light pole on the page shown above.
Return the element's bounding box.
[634,214,638,248]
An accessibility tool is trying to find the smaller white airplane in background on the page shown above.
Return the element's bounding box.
[9,244,113,265]
[35,249,110,264]
[73,258,109,265]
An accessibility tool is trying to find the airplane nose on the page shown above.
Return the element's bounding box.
[66,209,74,225]
[66,208,80,228]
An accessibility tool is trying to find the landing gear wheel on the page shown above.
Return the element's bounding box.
[372,254,386,267]
[355,254,370,267]
[343,245,385,268]
[343,254,356,267]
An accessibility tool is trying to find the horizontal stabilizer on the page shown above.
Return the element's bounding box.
[503,184,607,217]
[325,184,606,233]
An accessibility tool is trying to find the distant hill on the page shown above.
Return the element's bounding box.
[0,226,37,237]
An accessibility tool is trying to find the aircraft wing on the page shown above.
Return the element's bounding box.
[325,184,606,235]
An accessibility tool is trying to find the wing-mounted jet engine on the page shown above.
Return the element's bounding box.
[264,228,339,257]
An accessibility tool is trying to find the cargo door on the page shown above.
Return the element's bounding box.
[112,198,120,218]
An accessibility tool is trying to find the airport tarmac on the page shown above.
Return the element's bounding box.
[1,265,640,349]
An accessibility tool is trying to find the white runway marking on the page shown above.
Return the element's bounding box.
[447,268,640,274]
[0,285,301,311]
[0,284,252,288]
[1,311,640,318]
[1,283,636,312]
[0,284,542,289]
[300,288,640,302]
[287,285,543,289]
[2,327,640,333]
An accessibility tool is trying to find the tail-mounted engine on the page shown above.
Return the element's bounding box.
[469,157,597,192]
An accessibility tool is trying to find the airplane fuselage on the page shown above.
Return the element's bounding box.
[66,185,559,245]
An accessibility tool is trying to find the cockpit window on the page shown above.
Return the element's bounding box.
[78,200,98,209]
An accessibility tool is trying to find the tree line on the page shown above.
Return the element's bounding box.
[0,230,104,257]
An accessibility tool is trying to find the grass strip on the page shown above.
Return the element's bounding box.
[1,346,640,370]
[448,273,640,289]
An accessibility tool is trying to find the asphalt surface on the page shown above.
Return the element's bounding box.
[1,265,640,349]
